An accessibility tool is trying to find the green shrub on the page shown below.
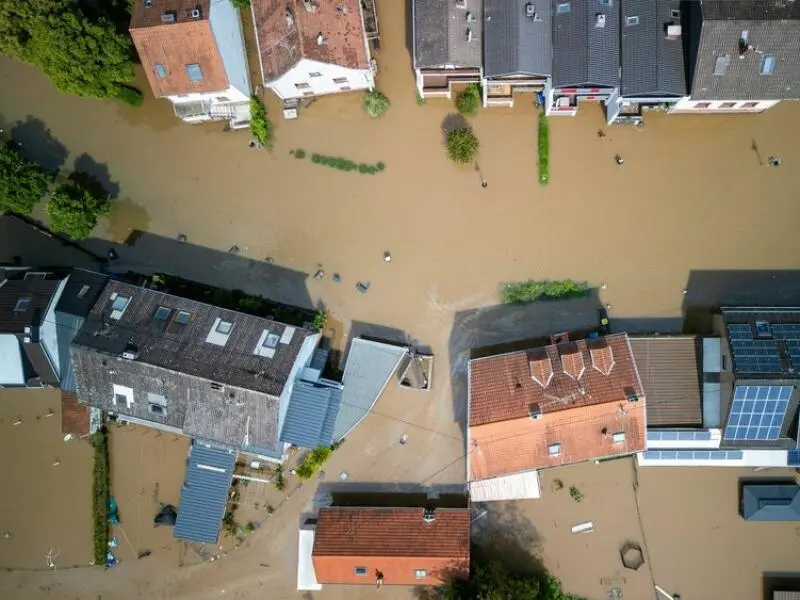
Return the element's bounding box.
[294,148,306,159]
[249,96,271,146]
[0,142,53,214]
[445,128,479,165]
[295,445,336,480]
[416,92,425,106]
[272,465,285,491]
[569,486,584,503]
[231,0,250,8]
[456,83,481,116]
[238,296,264,312]
[538,113,549,185]
[376,162,385,172]
[46,178,112,239]
[305,153,385,175]
[113,85,144,107]
[362,90,390,118]
[92,430,110,566]
[500,279,589,304]
[313,309,327,332]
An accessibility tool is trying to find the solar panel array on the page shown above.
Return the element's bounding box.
[643,450,744,461]
[727,321,800,374]
[723,385,792,441]
[646,430,713,442]
[788,449,800,467]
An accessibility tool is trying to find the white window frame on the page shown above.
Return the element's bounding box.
[548,443,562,456]
[612,431,626,444]
[112,384,134,409]
[414,569,427,579]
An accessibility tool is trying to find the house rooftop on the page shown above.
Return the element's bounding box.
[0,274,61,334]
[721,308,800,378]
[690,0,800,101]
[129,0,228,97]
[251,0,369,83]
[413,0,483,69]
[741,482,800,521]
[620,0,686,97]
[552,0,619,88]
[483,0,551,78]
[630,336,702,427]
[70,280,316,449]
[311,506,470,585]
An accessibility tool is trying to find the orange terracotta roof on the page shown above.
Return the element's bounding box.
[61,392,89,438]
[251,0,369,82]
[130,0,228,97]
[469,333,644,426]
[311,507,470,585]
[468,399,646,480]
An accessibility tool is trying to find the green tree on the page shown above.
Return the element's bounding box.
[362,90,390,118]
[445,128,479,165]
[456,83,481,116]
[250,95,272,146]
[0,0,140,104]
[46,177,111,239]
[231,0,251,8]
[0,143,52,214]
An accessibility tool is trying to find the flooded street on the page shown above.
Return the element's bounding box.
[2,0,800,597]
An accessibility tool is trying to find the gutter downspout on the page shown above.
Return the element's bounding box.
[249,2,268,89]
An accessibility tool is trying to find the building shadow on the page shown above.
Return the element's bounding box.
[0,214,105,270]
[763,571,800,600]
[81,230,314,310]
[682,269,800,334]
[72,153,121,199]
[448,291,604,436]
[9,116,69,173]
[404,0,416,79]
[470,500,544,575]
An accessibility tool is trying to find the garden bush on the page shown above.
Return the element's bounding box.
[0,142,53,214]
[445,128,479,165]
[249,95,271,146]
[362,90,390,118]
[313,309,327,332]
[92,430,110,566]
[295,445,336,480]
[293,148,306,159]
[456,83,481,116]
[46,178,112,239]
[307,153,385,174]
[538,113,549,185]
[500,279,589,304]
[113,85,144,107]
[231,0,250,8]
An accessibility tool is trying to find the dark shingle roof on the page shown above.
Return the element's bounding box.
[741,483,800,521]
[629,336,702,427]
[691,0,800,100]
[174,443,236,544]
[552,0,619,88]
[484,0,551,78]
[413,0,482,69]
[0,277,60,334]
[70,280,317,449]
[55,270,108,318]
[621,0,687,96]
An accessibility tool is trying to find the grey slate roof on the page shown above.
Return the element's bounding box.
[413,0,482,69]
[630,336,702,427]
[55,269,108,317]
[484,0,551,78]
[71,280,317,450]
[621,0,686,96]
[741,483,800,521]
[552,0,619,88]
[332,338,407,441]
[174,443,236,544]
[279,379,343,448]
[691,0,800,100]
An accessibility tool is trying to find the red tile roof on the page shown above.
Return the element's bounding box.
[468,333,644,426]
[467,333,646,480]
[129,0,228,97]
[311,507,470,585]
[251,0,369,82]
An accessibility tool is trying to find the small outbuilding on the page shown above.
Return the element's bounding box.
[741,482,800,521]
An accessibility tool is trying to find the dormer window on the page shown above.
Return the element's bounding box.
[263,333,280,348]
[216,320,233,334]
[14,298,31,312]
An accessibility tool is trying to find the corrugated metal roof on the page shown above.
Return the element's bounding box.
[775,592,800,600]
[174,443,236,544]
[333,339,407,441]
[630,336,702,427]
[279,379,342,448]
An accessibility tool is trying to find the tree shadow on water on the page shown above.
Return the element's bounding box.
[471,501,544,576]
[72,153,121,199]
[441,113,470,137]
[10,116,68,172]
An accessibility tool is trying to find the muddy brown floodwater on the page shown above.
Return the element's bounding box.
[2,0,800,597]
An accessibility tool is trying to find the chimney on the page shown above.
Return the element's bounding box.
[589,344,615,375]
[528,355,554,387]
[528,403,543,420]
[560,348,585,380]
[422,509,436,523]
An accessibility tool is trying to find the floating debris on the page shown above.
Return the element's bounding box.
[383,251,392,262]
[46,408,54,418]
[177,234,188,243]
[107,248,118,260]
[399,434,408,445]
[356,281,371,294]
[264,256,275,264]
[332,273,341,283]
[314,269,325,280]
[228,245,240,255]
[339,471,349,480]
[615,154,624,166]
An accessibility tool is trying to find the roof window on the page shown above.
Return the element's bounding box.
[761,55,775,75]
[154,306,172,321]
[556,2,570,14]
[155,63,167,79]
[216,320,233,334]
[186,64,203,82]
[14,297,31,312]
[78,285,90,299]
[612,431,626,444]
[625,15,639,26]
[713,54,730,76]
[109,294,131,320]
[354,567,368,576]
[548,443,562,456]
[671,9,680,19]
[414,569,427,579]
[599,0,612,6]
[263,333,280,348]
[175,310,191,326]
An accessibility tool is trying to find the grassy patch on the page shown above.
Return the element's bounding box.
[308,153,385,175]
[249,95,272,147]
[456,83,481,116]
[295,441,342,480]
[92,430,110,566]
[416,92,425,106]
[500,279,589,304]
[113,85,144,107]
[538,113,549,185]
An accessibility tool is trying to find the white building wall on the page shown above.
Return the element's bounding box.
[646,429,722,449]
[209,0,251,99]
[671,98,780,112]
[165,84,248,106]
[268,58,374,100]
[469,471,541,502]
[38,277,68,381]
[638,448,790,468]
